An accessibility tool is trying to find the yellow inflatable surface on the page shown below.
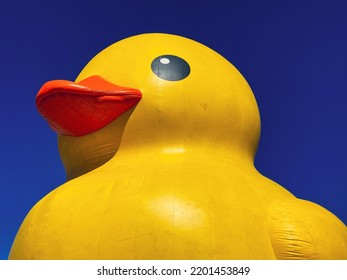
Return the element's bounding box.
[10,33,347,259]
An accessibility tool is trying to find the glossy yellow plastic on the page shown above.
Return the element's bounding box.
[9,34,347,259]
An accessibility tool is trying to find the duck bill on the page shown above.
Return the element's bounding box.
[36,75,142,136]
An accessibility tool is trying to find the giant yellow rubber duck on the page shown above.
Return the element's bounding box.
[10,33,347,259]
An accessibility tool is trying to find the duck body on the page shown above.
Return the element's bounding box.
[9,33,347,259]
[10,146,292,259]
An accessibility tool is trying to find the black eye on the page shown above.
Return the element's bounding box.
[151,55,190,81]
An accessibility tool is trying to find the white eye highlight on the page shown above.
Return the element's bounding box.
[160,58,170,64]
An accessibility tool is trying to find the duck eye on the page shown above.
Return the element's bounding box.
[151,55,190,81]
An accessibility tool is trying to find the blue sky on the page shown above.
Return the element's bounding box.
[1,0,346,259]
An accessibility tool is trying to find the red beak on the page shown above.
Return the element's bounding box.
[36,75,142,136]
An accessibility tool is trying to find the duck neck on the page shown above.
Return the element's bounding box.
[58,107,257,180]
[104,141,255,175]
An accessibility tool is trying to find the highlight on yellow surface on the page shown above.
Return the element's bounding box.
[9,33,347,260]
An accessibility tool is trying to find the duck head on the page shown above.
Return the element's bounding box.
[36,33,261,179]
